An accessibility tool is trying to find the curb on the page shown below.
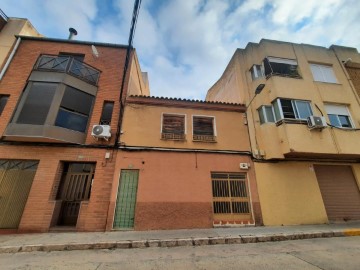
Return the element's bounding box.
[0,229,358,254]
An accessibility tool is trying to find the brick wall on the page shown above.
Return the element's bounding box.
[0,39,131,232]
[0,144,116,232]
[0,39,131,145]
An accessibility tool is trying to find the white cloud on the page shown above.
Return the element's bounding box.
[1,0,360,99]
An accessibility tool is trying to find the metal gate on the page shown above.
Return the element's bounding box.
[211,172,252,222]
[113,170,139,229]
[0,160,38,229]
[56,163,95,226]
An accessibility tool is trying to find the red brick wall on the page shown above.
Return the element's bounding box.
[107,151,263,231]
[0,145,117,232]
[0,39,130,145]
[0,39,131,232]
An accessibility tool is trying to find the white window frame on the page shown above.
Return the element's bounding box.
[191,115,217,136]
[250,64,264,80]
[272,98,313,121]
[324,104,354,128]
[258,105,275,124]
[161,112,187,135]
[310,63,337,83]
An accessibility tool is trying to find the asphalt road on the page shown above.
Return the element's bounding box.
[0,236,359,269]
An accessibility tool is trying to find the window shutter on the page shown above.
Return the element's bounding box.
[162,115,185,134]
[193,117,214,135]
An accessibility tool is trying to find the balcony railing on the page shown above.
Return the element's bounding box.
[193,134,217,142]
[34,55,100,85]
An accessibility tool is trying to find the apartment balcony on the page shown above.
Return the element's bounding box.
[259,122,360,161]
[34,55,100,86]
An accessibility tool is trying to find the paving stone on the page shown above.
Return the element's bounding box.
[256,235,272,242]
[270,234,288,242]
[159,240,177,248]
[21,245,44,252]
[176,238,193,246]
[209,237,226,245]
[131,240,147,248]
[0,246,21,253]
[193,238,209,246]
[225,236,242,244]
[146,239,160,248]
[116,240,131,249]
[240,235,256,243]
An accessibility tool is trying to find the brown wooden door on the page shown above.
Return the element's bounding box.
[314,165,360,222]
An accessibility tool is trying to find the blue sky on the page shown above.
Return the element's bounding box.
[2,0,360,99]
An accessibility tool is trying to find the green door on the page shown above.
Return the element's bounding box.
[113,170,139,229]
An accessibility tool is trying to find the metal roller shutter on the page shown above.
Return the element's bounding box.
[314,165,360,222]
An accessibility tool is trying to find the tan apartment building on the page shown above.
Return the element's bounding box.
[0,9,42,70]
[207,39,360,226]
[106,95,263,230]
[0,36,148,232]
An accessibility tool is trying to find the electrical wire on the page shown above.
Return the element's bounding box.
[114,0,142,148]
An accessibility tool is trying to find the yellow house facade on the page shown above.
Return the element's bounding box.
[0,10,42,69]
[207,39,360,225]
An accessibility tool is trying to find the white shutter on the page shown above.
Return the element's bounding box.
[324,104,349,115]
[267,57,297,65]
[310,64,323,81]
[322,66,337,83]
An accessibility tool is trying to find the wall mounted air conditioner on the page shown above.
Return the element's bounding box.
[307,116,327,130]
[91,125,111,140]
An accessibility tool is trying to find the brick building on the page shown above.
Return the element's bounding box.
[0,36,148,232]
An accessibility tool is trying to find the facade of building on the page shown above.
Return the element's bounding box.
[105,96,262,230]
[207,39,360,226]
[0,36,148,232]
[0,9,42,70]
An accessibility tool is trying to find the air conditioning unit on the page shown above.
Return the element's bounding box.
[91,125,111,140]
[307,116,327,130]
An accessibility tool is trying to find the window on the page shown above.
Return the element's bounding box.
[55,86,94,132]
[0,95,9,115]
[100,101,114,125]
[324,104,353,128]
[250,65,264,80]
[310,64,337,83]
[193,116,216,142]
[161,114,185,140]
[258,105,275,124]
[17,82,57,125]
[272,99,312,121]
[264,57,300,78]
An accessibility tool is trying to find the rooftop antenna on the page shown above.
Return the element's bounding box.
[68,28,78,40]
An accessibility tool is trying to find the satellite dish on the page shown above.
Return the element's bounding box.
[91,45,99,58]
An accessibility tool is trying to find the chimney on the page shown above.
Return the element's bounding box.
[68,28,78,40]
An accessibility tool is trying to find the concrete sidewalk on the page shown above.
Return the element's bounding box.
[0,222,359,254]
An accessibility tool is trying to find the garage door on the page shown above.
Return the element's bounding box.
[0,160,38,229]
[314,165,360,222]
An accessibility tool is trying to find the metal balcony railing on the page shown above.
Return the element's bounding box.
[34,55,100,85]
[0,9,8,22]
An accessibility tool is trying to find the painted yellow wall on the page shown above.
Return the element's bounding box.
[255,161,329,225]
[207,39,360,160]
[127,52,150,96]
[121,104,250,151]
[0,18,42,68]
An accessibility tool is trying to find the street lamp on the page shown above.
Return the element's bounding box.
[246,84,265,109]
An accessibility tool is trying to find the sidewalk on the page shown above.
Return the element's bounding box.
[0,222,359,253]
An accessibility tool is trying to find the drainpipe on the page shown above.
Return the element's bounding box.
[0,37,21,81]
